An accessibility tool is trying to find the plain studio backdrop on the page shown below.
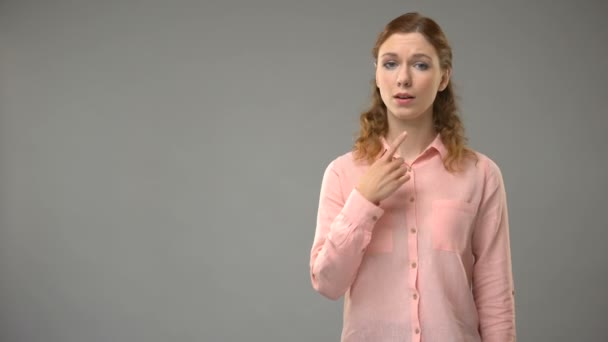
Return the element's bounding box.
[1,0,607,341]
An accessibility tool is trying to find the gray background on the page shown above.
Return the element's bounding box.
[1,0,606,341]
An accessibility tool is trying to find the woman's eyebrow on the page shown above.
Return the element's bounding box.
[410,53,432,60]
[380,52,432,60]
[380,52,399,58]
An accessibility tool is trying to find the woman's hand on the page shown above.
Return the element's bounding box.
[355,131,410,205]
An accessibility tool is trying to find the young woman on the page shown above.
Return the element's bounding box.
[309,12,516,342]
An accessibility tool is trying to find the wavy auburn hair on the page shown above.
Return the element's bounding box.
[352,12,477,172]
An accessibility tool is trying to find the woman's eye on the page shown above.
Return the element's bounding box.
[414,62,429,70]
[382,61,398,69]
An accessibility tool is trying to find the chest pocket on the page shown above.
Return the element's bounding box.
[431,199,477,254]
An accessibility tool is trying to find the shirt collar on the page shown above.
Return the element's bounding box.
[380,133,447,160]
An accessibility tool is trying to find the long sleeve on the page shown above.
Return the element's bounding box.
[309,161,384,300]
[471,161,517,341]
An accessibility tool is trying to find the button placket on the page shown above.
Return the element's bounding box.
[405,166,421,341]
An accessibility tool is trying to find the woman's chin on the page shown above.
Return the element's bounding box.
[387,109,430,122]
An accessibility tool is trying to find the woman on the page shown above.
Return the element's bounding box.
[309,12,516,342]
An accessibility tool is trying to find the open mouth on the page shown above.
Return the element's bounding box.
[394,94,414,99]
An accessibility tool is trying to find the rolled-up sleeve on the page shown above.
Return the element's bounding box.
[472,161,517,341]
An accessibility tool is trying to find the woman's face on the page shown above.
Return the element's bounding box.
[375,32,450,123]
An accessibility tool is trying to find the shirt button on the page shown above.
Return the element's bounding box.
[372,215,378,221]
[409,197,415,202]
[413,293,418,300]
[415,328,420,334]
[411,262,417,268]
[410,228,416,234]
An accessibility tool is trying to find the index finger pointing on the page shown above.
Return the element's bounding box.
[384,131,408,159]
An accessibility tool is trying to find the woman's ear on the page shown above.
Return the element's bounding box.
[439,68,452,91]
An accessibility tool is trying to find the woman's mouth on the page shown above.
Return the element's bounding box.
[394,93,415,105]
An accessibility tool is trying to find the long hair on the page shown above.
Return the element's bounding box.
[352,12,477,172]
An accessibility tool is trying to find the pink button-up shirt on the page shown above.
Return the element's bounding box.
[310,134,516,341]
